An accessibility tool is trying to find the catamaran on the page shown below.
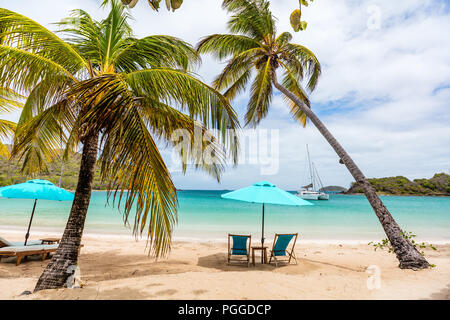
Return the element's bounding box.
[297,145,329,200]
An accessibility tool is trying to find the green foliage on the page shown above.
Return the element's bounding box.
[319,185,347,193]
[368,231,437,261]
[0,88,23,157]
[347,174,450,196]
[290,0,314,32]
[0,148,108,190]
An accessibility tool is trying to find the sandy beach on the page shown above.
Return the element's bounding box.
[0,232,449,300]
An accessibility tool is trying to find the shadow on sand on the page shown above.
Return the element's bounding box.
[197,252,322,275]
[426,283,450,300]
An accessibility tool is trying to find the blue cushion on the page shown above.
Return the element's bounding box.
[273,234,295,256]
[231,236,248,255]
[10,240,43,246]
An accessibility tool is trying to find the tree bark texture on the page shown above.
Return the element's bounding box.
[34,132,99,291]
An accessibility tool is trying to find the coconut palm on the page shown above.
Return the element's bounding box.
[0,0,239,291]
[197,0,430,269]
[0,88,22,157]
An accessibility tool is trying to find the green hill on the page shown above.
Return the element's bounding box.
[346,173,450,196]
[0,150,108,190]
[319,186,347,193]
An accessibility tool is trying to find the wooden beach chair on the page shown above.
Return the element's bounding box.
[0,244,59,265]
[0,239,84,265]
[268,233,298,267]
[227,234,251,267]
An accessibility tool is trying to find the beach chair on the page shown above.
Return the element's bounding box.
[0,236,43,247]
[227,234,251,267]
[0,244,58,265]
[269,233,298,267]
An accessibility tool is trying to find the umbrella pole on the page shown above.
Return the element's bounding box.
[24,199,37,246]
[261,203,265,263]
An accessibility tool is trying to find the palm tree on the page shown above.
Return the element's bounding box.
[0,0,239,291]
[197,0,430,269]
[0,88,22,157]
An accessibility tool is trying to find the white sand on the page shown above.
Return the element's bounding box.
[0,232,449,300]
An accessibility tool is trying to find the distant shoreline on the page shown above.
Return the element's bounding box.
[83,190,450,197]
[344,192,450,197]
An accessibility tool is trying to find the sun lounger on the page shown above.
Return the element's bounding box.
[0,236,42,247]
[268,233,298,267]
[0,244,58,265]
[227,234,251,267]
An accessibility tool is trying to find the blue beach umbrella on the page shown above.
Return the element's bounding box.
[221,181,312,249]
[0,179,74,245]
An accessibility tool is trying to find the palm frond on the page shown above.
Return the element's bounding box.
[113,35,199,72]
[0,87,23,113]
[12,99,75,175]
[140,99,232,179]
[100,107,178,257]
[56,9,103,67]
[197,34,260,60]
[70,73,239,171]
[126,69,240,139]
[279,50,304,82]
[275,31,293,49]
[0,119,15,157]
[0,87,22,158]
[223,68,252,101]
[280,65,310,126]
[245,57,273,127]
[222,0,275,40]
[57,2,133,72]
[0,45,77,92]
[212,48,260,92]
[17,78,71,127]
[98,0,133,70]
[285,43,321,91]
[0,8,87,74]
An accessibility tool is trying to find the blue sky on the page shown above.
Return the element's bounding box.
[1,0,449,190]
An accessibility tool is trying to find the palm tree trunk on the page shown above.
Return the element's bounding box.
[34,132,99,291]
[272,73,430,270]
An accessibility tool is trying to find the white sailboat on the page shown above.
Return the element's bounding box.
[297,145,329,200]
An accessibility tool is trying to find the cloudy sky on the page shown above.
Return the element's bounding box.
[1,0,449,190]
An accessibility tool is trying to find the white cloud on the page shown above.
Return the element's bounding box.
[1,0,449,190]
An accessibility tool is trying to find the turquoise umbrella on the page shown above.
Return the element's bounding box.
[221,181,312,250]
[0,179,74,245]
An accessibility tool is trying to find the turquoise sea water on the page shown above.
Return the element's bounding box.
[0,191,449,242]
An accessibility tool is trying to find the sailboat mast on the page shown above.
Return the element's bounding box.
[306,144,314,190]
[313,162,324,190]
